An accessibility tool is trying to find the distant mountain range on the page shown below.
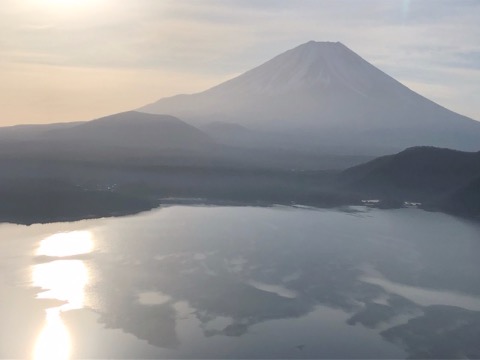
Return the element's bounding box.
[0,111,371,171]
[0,112,214,151]
[1,41,479,161]
[0,41,479,221]
[140,41,480,153]
[2,143,478,223]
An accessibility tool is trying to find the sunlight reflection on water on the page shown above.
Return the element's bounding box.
[32,260,89,311]
[36,231,93,257]
[32,231,94,360]
[33,309,70,360]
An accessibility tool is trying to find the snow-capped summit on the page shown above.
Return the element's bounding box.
[139,41,480,153]
[208,41,399,97]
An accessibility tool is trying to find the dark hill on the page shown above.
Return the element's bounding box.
[0,178,159,224]
[439,176,480,218]
[42,111,215,151]
[339,146,480,202]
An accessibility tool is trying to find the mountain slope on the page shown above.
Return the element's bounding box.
[139,41,480,153]
[338,146,480,202]
[440,176,480,217]
[41,111,215,151]
[0,111,371,170]
[0,122,81,141]
[0,111,225,167]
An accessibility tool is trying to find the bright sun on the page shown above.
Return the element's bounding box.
[27,0,101,18]
[26,0,108,26]
[49,0,83,4]
[32,0,94,10]
[53,0,93,7]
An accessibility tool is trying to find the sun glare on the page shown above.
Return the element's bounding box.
[32,230,95,360]
[40,0,89,6]
[36,231,94,257]
[31,260,87,360]
[27,0,99,14]
[33,260,89,310]
[33,309,71,360]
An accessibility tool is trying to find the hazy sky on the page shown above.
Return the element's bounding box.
[1,0,479,125]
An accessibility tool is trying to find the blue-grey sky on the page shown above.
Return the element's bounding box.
[1,0,479,125]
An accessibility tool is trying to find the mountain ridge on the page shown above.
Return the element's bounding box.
[139,41,480,153]
[338,146,480,202]
[0,111,216,152]
[44,111,214,149]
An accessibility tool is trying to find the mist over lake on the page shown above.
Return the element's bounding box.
[1,205,480,359]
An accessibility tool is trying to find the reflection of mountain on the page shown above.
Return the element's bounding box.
[97,300,180,349]
[382,305,480,359]
[347,294,418,328]
[83,207,480,358]
[89,255,181,349]
[94,244,419,350]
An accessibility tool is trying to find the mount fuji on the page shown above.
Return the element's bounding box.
[139,41,480,153]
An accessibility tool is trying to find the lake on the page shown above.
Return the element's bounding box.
[1,205,480,359]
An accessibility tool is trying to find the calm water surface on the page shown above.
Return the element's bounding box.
[1,206,480,359]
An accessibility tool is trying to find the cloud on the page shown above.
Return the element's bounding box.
[0,0,479,123]
[0,62,230,125]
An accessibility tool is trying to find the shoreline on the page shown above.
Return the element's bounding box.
[2,196,476,226]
